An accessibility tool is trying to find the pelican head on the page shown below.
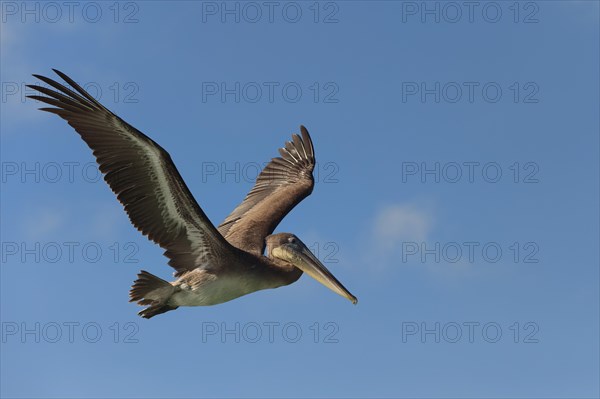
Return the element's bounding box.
[266,233,357,304]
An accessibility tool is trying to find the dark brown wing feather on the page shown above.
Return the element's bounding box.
[218,126,315,254]
[28,69,233,277]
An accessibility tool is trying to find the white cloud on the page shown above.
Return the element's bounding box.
[21,206,66,240]
[373,203,433,251]
[359,201,436,271]
[19,200,123,242]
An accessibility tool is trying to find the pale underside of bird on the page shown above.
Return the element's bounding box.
[28,69,357,318]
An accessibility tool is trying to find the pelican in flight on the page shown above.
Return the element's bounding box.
[28,70,357,318]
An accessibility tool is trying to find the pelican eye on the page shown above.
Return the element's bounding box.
[288,236,297,244]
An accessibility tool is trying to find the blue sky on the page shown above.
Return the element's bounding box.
[1,1,598,398]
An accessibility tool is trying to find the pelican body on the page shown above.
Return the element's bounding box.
[28,70,357,318]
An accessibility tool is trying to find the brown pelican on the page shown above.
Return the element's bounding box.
[27,70,357,318]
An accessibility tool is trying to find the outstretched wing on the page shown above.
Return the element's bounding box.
[28,69,233,277]
[218,126,315,254]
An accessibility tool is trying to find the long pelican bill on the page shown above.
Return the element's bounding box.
[273,241,357,304]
